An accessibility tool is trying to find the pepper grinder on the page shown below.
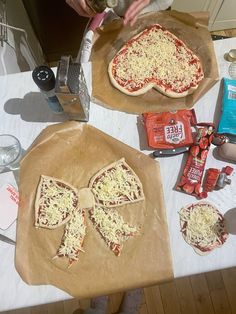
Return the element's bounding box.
[32,66,64,113]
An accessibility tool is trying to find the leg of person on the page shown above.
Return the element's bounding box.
[90,295,109,311]
[73,307,105,314]
[118,288,143,314]
[73,296,109,314]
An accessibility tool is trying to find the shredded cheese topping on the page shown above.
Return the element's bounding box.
[89,205,138,255]
[111,24,204,93]
[35,159,145,264]
[91,160,143,207]
[57,208,86,264]
[179,203,227,253]
[36,176,78,228]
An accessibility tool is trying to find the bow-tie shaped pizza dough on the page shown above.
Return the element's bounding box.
[34,158,145,266]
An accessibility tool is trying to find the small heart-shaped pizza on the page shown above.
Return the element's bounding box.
[108,24,204,98]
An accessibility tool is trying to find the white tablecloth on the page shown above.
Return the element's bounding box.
[0,37,236,311]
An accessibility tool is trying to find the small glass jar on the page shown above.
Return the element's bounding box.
[0,134,22,172]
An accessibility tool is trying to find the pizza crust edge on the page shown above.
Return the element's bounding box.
[108,24,204,98]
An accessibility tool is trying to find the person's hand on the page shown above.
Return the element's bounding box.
[123,0,150,26]
[65,0,96,17]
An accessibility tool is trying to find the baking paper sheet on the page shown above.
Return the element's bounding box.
[15,121,173,298]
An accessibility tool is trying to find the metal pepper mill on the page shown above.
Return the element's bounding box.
[55,56,90,122]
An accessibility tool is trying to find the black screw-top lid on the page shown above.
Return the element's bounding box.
[32,66,56,91]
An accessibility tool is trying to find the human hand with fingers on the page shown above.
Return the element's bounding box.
[66,0,151,26]
[65,0,96,17]
[123,0,151,26]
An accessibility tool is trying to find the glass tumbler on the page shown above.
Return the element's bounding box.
[0,134,22,173]
[229,61,236,79]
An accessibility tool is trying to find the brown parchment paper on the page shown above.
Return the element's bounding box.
[91,10,219,114]
[15,121,173,298]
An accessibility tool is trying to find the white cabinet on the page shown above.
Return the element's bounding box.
[171,0,212,12]
[0,0,45,76]
[172,0,236,31]
[210,0,236,30]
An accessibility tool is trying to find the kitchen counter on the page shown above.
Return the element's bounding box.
[0,37,236,312]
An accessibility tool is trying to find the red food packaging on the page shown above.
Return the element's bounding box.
[222,166,234,176]
[143,109,197,149]
[203,168,221,192]
[202,166,234,194]
[176,124,215,198]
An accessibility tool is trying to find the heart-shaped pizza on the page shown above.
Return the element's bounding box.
[108,24,204,98]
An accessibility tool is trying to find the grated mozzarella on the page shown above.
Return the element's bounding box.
[179,202,228,253]
[89,205,138,256]
[90,159,144,207]
[56,208,86,265]
[110,24,204,94]
[35,176,78,229]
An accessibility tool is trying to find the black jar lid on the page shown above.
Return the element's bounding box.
[32,66,56,91]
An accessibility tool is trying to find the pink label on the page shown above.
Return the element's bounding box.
[164,122,185,144]
[0,184,19,230]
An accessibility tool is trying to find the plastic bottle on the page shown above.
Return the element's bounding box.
[79,12,107,63]
[32,66,63,113]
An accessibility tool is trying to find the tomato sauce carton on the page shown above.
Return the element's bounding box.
[176,123,215,198]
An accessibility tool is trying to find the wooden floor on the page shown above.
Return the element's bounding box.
[3,28,236,314]
[3,267,236,314]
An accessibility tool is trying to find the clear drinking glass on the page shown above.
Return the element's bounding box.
[0,134,22,173]
[229,61,236,79]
